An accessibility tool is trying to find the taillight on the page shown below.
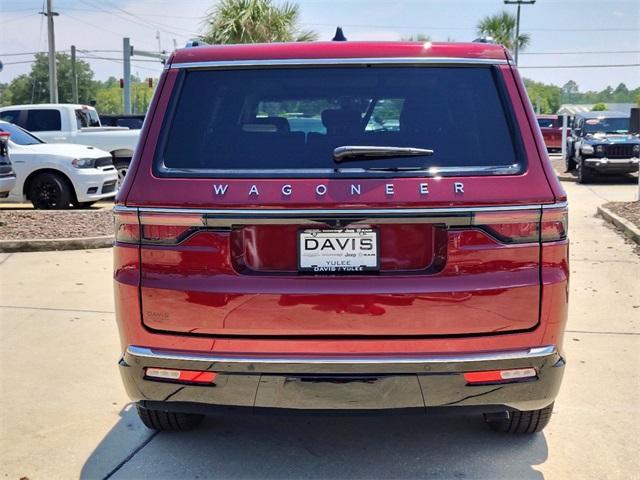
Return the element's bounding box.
[114,210,140,244]
[139,212,203,244]
[472,205,568,244]
[473,210,540,243]
[541,206,568,242]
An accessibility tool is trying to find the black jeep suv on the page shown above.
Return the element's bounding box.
[567,111,640,183]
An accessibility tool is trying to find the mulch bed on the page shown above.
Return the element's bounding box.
[0,210,114,240]
[604,201,640,231]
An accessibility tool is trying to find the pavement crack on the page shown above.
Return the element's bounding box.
[0,253,13,265]
[0,305,115,314]
[102,431,159,480]
[565,329,640,336]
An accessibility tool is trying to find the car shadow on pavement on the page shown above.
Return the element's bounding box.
[81,407,547,479]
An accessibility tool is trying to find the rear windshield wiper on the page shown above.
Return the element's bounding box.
[333,145,434,163]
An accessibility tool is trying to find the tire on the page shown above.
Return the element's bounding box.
[28,172,72,209]
[577,159,594,184]
[136,403,204,431]
[485,403,554,434]
[565,152,577,172]
[114,159,130,189]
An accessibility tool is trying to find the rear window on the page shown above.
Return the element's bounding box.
[75,108,101,128]
[158,66,522,177]
[26,110,62,132]
[0,110,23,127]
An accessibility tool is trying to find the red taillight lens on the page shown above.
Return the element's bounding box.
[541,206,568,242]
[473,210,540,243]
[145,367,217,384]
[139,212,203,245]
[472,206,568,244]
[114,211,140,244]
[142,224,193,244]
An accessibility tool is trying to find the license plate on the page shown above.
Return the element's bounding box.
[298,229,379,273]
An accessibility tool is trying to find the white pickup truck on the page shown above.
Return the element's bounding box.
[0,104,140,186]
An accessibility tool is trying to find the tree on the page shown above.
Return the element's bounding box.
[2,53,96,106]
[523,78,562,114]
[401,33,431,42]
[201,0,317,44]
[476,11,530,53]
[592,102,607,111]
[561,80,579,103]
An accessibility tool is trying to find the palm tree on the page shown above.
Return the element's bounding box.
[201,0,317,44]
[476,11,530,53]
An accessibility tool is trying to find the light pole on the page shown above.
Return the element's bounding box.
[40,0,59,103]
[504,0,535,65]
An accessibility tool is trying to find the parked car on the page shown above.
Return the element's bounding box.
[536,115,564,152]
[100,114,145,130]
[114,41,568,434]
[0,131,17,198]
[0,104,139,187]
[0,121,117,208]
[567,111,640,183]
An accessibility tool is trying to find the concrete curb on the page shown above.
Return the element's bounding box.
[0,235,114,253]
[557,173,577,183]
[597,206,640,245]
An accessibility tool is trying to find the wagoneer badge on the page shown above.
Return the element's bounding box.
[212,182,465,197]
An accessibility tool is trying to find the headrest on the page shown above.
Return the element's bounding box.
[242,116,290,133]
[321,109,361,132]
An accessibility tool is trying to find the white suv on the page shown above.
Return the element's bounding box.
[0,121,118,209]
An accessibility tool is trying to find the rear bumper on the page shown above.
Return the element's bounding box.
[0,174,16,196]
[120,345,564,412]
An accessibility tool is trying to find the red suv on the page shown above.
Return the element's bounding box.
[114,41,568,434]
[536,115,564,152]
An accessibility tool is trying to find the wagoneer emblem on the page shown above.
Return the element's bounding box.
[212,182,465,197]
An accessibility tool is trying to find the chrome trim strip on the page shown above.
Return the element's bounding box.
[542,201,568,210]
[169,57,508,70]
[155,164,523,177]
[116,202,565,228]
[127,345,556,368]
[116,203,560,217]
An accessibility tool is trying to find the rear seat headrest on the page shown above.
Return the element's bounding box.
[321,109,362,133]
[242,116,291,133]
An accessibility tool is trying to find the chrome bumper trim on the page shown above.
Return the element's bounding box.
[126,345,557,374]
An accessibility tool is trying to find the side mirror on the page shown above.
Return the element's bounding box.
[573,128,581,136]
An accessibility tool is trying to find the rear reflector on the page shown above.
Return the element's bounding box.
[463,368,537,384]
[145,367,217,384]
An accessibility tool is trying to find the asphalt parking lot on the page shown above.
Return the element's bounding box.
[1,178,639,480]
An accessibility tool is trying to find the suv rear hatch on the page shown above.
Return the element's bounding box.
[121,56,563,337]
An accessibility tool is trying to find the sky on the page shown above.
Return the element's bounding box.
[1,0,639,92]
